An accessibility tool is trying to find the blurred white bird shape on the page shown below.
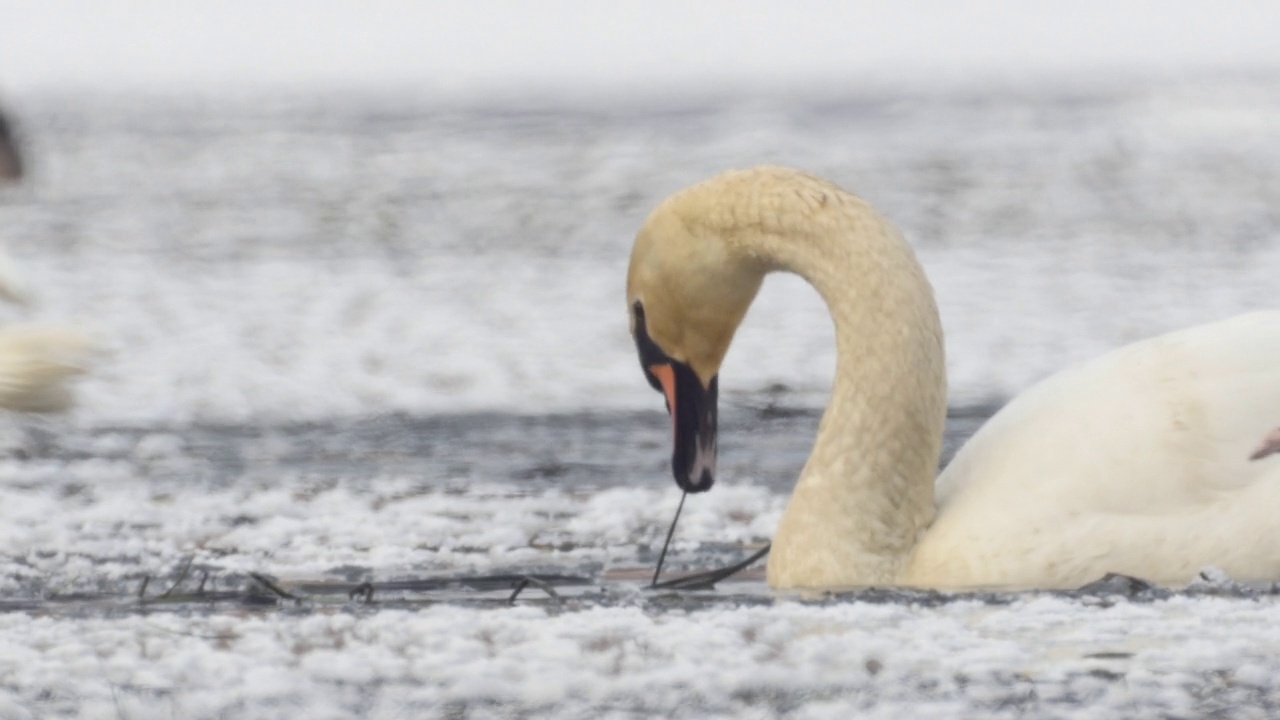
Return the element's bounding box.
[0,108,93,412]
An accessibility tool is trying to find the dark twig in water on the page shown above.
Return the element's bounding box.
[137,575,150,600]
[508,576,563,605]
[650,490,769,590]
[651,543,772,591]
[509,579,528,603]
[290,573,593,597]
[160,556,195,598]
[249,572,299,601]
[650,491,687,587]
[197,571,209,594]
[350,581,375,603]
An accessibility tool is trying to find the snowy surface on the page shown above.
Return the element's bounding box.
[3,446,1280,719]
[1,68,1280,716]
[5,594,1280,720]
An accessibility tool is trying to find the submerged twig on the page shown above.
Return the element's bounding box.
[650,492,687,587]
[160,556,195,598]
[649,489,769,591]
[508,576,563,605]
[350,581,375,603]
[137,575,151,600]
[650,543,771,590]
[248,572,299,601]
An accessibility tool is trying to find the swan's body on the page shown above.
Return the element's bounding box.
[910,313,1280,590]
[627,166,1280,591]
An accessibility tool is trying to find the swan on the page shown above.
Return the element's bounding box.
[0,107,92,411]
[626,165,1280,591]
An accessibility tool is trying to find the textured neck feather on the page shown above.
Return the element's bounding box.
[685,170,948,588]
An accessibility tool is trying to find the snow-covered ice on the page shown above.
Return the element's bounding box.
[5,591,1280,719]
[3,448,1280,719]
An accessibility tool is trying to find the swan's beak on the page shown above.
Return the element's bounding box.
[631,300,719,492]
[648,362,718,493]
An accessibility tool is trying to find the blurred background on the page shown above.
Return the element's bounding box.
[0,0,1278,426]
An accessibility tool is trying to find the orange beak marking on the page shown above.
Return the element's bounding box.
[649,364,677,418]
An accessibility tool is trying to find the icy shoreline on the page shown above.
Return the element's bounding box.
[2,592,1279,719]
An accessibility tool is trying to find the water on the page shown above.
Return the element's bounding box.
[2,77,1280,717]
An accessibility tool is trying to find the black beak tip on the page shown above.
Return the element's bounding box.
[676,467,715,494]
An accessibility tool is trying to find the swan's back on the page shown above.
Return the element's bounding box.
[909,311,1280,589]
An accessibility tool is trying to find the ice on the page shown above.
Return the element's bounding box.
[2,597,1280,718]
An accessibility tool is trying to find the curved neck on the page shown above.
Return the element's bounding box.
[739,193,947,588]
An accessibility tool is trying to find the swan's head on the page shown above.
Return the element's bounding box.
[627,182,766,492]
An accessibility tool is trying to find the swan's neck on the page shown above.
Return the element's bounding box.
[750,198,947,589]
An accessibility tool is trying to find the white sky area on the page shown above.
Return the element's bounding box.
[1,0,1279,96]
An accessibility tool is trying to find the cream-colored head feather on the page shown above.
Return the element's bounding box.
[626,166,860,385]
[627,196,762,387]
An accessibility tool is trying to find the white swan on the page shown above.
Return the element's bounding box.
[0,108,92,412]
[627,165,1280,591]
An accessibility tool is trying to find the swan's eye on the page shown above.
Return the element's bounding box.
[631,302,668,393]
